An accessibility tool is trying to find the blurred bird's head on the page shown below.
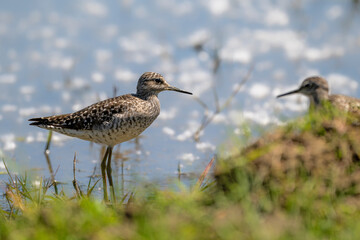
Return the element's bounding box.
[277,76,329,98]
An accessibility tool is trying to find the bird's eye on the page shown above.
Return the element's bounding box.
[154,78,162,84]
[303,83,311,88]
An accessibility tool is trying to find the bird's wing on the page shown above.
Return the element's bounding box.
[29,94,142,130]
[330,94,360,117]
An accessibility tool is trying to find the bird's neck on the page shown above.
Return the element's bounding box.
[135,92,160,116]
[134,92,160,110]
[309,89,329,108]
[135,91,159,100]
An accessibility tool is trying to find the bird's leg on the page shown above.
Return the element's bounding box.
[101,147,110,202]
[106,146,116,202]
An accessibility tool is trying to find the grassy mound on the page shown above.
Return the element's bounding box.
[214,110,360,238]
[2,109,360,240]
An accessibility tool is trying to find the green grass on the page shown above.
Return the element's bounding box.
[2,109,360,239]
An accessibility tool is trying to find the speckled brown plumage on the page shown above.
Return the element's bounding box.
[29,72,192,201]
[29,72,192,147]
[29,93,161,146]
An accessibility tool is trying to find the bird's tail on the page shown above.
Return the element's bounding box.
[28,115,68,128]
[28,117,51,126]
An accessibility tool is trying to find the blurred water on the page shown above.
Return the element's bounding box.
[0,0,360,197]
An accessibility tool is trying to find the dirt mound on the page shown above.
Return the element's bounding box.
[215,112,360,205]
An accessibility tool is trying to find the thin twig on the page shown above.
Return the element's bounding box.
[177,161,181,181]
[113,85,118,98]
[86,165,98,196]
[193,96,210,112]
[211,48,221,111]
[72,153,82,198]
[212,86,220,113]
[44,130,59,194]
[87,165,101,197]
[193,64,254,141]
[44,151,58,194]
[44,130,52,153]
[220,64,254,111]
[212,48,221,75]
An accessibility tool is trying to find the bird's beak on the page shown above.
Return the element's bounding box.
[166,85,193,95]
[276,88,301,98]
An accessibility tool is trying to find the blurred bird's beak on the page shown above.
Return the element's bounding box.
[277,88,300,98]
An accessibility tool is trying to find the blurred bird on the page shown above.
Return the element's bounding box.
[277,76,360,116]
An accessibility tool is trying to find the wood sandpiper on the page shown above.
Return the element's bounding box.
[29,72,192,201]
[277,76,360,116]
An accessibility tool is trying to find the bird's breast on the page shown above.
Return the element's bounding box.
[90,98,160,146]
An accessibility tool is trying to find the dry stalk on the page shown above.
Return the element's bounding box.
[72,153,82,198]
[193,64,254,141]
[196,155,216,188]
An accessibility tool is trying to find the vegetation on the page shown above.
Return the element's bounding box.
[1,109,360,239]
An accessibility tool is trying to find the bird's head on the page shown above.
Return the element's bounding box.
[277,76,329,98]
[137,72,192,96]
